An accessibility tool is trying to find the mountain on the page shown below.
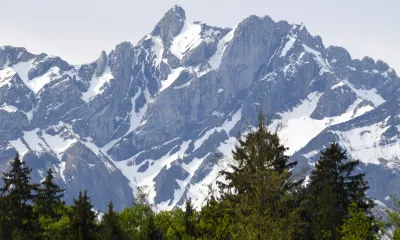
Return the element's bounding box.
[0,5,399,211]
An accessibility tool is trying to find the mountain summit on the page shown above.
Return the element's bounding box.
[0,6,399,211]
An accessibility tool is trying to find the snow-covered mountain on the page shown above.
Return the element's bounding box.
[1,5,399,211]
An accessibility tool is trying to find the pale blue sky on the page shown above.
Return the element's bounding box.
[1,0,399,71]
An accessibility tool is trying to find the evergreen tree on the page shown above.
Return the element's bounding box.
[293,186,314,240]
[98,201,125,240]
[307,143,375,239]
[69,191,97,240]
[35,168,64,219]
[184,198,196,237]
[217,112,302,239]
[219,112,297,195]
[38,205,72,240]
[0,195,11,239]
[0,153,40,239]
[141,212,163,240]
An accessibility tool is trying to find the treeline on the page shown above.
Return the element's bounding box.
[1,114,400,239]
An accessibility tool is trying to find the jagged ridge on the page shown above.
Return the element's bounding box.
[0,5,399,211]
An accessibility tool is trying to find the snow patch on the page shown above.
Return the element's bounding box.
[81,65,114,102]
[302,149,320,159]
[302,44,332,74]
[12,60,61,94]
[41,132,77,160]
[23,129,50,153]
[193,108,242,152]
[331,81,345,89]
[208,29,235,69]
[59,161,66,182]
[129,89,150,132]
[280,37,296,57]
[23,109,33,121]
[170,22,202,59]
[0,103,18,113]
[183,156,231,209]
[174,78,194,89]
[160,67,184,92]
[26,67,61,93]
[212,111,224,118]
[152,36,164,66]
[217,136,237,156]
[0,67,15,88]
[113,139,192,207]
[343,79,385,107]
[270,92,373,155]
[333,117,393,165]
[11,60,32,84]
[9,138,29,157]
[8,128,60,157]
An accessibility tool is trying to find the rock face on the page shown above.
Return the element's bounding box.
[61,142,133,210]
[152,5,186,46]
[0,6,399,211]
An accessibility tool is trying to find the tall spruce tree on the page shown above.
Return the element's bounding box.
[98,201,124,240]
[35,168,64,219]
[219,112,297,195]
[142,212,163,240]
[0,153,40,239]
[307,143,375,240]
[217,112,302,239]
[184,198,196,238]
[69,191,97,240]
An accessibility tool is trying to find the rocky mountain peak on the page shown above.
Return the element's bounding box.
[0,6,399,212]
[326,46,352,66]
[95,50,108,77]
[0,46,34,66]
[151,5,186,46]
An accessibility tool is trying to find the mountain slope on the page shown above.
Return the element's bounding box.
[0,5,399,211]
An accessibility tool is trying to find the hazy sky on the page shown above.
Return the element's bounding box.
[1,0,399,71]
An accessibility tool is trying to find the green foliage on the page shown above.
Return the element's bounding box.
[340,202,377,240]
[219,113,297,195]
[0,153,40,239]
[306,143,375,240]
[142,211,163,240]
[35,169,64,219]
[215,113,303,239]
[155,208,186,239]
[387,198,400,240]
[0,195,11,239]
[97,202,125,240]
[38,205,72,240]
[184,199,196,237]
[69,191,98,240]
[196,197,232,239]
[116,185,164,239]
[119,201,163,239]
